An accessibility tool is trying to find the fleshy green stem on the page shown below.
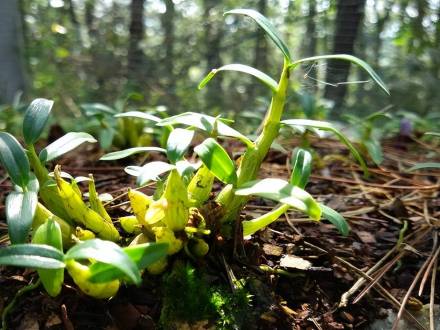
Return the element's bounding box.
[216,59,291,222]
[26,144,49,184]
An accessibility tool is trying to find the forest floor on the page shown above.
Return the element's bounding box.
[0,134,439,330]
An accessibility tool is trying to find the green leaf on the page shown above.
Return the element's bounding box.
[364,139,383,165]
[408,162,440,171]
[6,190,38,244]
[115,111,161,123]
[194,138,237,184]
[225,9,291,61]
[425,132,440,138]
[235,178,321,220]
[32,220,64,297]
[290,54,389,95]
[242,204,290,237]
[320,204,350,236]
[80,103,116,117]
[88,243,168,283]
[133,161,175,186]
[157,112,253,147]
[23,98,54,145]
[0,244,65,269]
[65,239,141,285]
[282,119,369,176]
[39,132,97,163]
[99,146,166,161]
[166,128,194,164]
[290,148,312,189]
[0,132,30,187]
[198,64,278,93]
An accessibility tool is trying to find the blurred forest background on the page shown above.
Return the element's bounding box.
[0,0,439,131]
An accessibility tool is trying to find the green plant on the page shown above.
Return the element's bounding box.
[343,107,392,165]
[79,94,171,150]
[0,99,168,302]
[408,132,440,171]
[102,9,388,253]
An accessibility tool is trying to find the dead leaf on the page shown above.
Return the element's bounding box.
[263,244,283,256]
[280,255,312,270]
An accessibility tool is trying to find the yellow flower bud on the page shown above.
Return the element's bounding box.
[153,226,183,255]
[119,216,142,234]
[66,260,120,299]
[187,165,214,206]
[144,170,189,231]
[146,257,168,275]
[189,238,209,257]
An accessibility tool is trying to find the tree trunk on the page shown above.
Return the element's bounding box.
[303,0,317,57]
[161,0,176,109]
[203,0,223,112]
[127,0,146,90]
[324,0,366,108]
[0,0,27,103]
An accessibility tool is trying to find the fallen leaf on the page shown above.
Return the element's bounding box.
[280,255,312,270]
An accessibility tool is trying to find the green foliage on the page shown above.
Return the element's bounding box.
[160,263,252,329]
[160,262,216,326]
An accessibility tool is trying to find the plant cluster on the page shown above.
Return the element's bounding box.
[0,8,389,327]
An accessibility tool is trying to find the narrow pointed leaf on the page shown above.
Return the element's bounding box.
[6,190,38,244]
[320,204,350,236]
[408,162,440,171]
[80,103,116,117]
[166,128,194,164]
[23,98,54,145]
[199,64,277,92]
[290,148,312,189]
[134,161,175,186]
[100,146,165,161]
[0,132,30,187]
[88,243,168,283]
[290,54,389,95]
[194,138,237,184]
[39,132,97,162]
[0,244,65,269]
[225,9,291,61]
[282,119,368,176]
[157,112,253,147]
[115,111,161,122]
[235,178,321,220]
[65,239,141,285]
[243,204,290,237]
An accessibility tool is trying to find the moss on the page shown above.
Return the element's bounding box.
[159,262,253,329]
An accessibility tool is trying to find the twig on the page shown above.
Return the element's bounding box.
[429,256,438,330]
[1,279,41,330]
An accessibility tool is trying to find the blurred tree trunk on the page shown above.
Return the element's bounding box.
[302,0,317,57]
[85,0,96,40]
[372,0,391,64]
[0,0,27,103]
[65,0,83,47]
[324,0,366,108]
[127,0,146,90]
[203,0,223,111]
[161,0,176,109]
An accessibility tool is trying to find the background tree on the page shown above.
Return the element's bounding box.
[0,0,27,103]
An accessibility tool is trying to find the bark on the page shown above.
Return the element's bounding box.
[324,0,366,108]
[161,0,176,108]
[127,0,146,90]
[203,0,224,111]
[303,0,317,57]
[0,0,27,103]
